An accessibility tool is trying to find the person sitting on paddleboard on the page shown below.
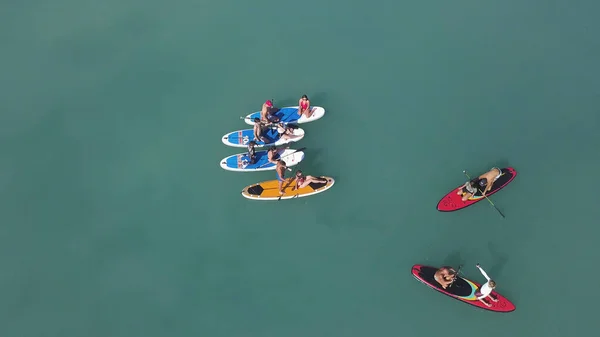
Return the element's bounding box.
[298,94,312,118]
[291,170,328,190]
[475,263,499,307]
[247,141,257,164]
[261,100,280,123]
[267,146,281,164]
[276,160,288,195]
[253,117,270,144]
[434,266,457,289]
[456,167,503,201]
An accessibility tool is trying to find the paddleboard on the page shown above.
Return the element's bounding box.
[411,264,515,313]
[219,148,305,172]
[243,106,325,125]
[436,167,517,212]
[241,176,335,200]
[221,127,305,148]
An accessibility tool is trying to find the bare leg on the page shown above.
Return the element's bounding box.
[461,192,472,202]
[305,175,327,183]
[278,180,284,194]
[478,297,492,307]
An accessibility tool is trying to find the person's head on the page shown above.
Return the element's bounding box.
[295,170,303,178]
[478,178,488,187]
[253,117,261,123]
[279,160,286,167]
[301,94,308,100]
[265,100,273,107]
[248,140,257,147]
[489,280,496,288]
[269,146,276,152]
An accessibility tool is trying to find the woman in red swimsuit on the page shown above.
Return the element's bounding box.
[291,170,328,190]
[298,94,312,118]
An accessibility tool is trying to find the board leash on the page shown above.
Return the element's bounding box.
[463,170,506,218]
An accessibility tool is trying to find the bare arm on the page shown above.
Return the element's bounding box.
[476,265,491,281]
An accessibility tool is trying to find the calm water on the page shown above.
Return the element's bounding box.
[1,1,599,336]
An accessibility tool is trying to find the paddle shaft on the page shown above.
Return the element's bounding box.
[463,170,505,218]
[448,265,462,288]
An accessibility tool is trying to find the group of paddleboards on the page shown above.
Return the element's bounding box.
[219,96,335,200]
[220,97,517,311]
[414,166,518,312]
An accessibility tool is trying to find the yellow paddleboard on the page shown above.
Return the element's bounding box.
[241,176,335,200]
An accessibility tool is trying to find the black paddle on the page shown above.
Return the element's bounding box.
[463,170,506,218]
[447,264,463,288]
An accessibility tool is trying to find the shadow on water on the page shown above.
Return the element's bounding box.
[443,251,464,268]
[485,159,511,169]
[487,241,509,279]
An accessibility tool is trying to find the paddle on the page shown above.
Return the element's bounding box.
[447,265,462,288]
[256,147,306,170]
[463,170,506,218]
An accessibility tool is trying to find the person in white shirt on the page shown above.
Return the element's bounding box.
[475,263,499,307]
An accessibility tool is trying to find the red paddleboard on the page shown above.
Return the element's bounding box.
[411,265,515,312]
[436,167,517,212]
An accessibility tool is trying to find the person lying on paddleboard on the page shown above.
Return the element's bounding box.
[291,170,328,190]
[434,266,457,289]
[253,117,270,143]
[475,263,499,307]
[247,141,257,164]
[276,123,296,141]
[276,160,288,195]
[298,94,312,118]
[261,100,280,123]
[456,167,503,201]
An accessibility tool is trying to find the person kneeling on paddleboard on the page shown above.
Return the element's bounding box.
[291,170,328,191]
[475,263,499,307]
[267,146,280,164]
[261,100,280,123]
[457,167,503,201]
[434,266,457,289]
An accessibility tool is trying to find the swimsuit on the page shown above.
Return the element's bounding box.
[300,101,308,110]
[296,176,305,186]
[491,167,502,181]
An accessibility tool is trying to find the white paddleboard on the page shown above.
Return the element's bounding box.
[219,148,305,172]
[221,127,305,148]
[243,106,325,125]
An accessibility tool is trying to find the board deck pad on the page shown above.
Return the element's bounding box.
[436,167,517,212]
[222,128,304,148]
[411,265,515,312]
[220,148,304,172]
[241,176,335,200]
[244,106,325,125]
